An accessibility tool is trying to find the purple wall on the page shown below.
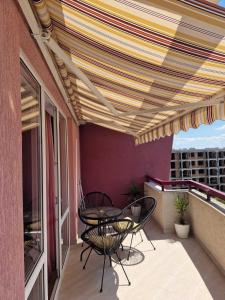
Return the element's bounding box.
[80,124,173,208]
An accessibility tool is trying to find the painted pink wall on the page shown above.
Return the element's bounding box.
[17,0,80,242]
[0,1,79,299]
[0,2,24,299]
[80,124,173,208]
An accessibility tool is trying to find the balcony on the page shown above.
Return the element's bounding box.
[3,0,225,299]
[57,223,225,300]
[56,179,225,300]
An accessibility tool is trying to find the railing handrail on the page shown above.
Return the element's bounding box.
[145,175,225,202]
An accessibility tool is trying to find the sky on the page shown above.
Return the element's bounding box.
[173,121,225,150]
[219,0,225,7]
[172,0,225,150]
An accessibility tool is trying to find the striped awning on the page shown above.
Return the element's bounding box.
[32,0,225,144]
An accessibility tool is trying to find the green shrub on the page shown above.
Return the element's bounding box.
[124,183,143,202]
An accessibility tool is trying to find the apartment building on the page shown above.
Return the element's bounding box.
[170,149,225,191]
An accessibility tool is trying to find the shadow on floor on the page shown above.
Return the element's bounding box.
[143,220,225,300]
[114,246,145,266]
[58,219,225,300]
[58,243,134,300]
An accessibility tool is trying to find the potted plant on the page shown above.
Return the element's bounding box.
[174,195,190,238]
[124,184,143,217]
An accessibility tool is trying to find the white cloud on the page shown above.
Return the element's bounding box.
[215,125,225,131]
[173,134,225,150]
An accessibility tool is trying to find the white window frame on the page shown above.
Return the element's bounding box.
[56,109,70,272]
[58,112,70,218]
[20,51,71,300]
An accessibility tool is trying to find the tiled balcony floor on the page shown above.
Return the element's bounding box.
[57,221,225,300]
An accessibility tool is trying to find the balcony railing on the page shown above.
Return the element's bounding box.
[145,175,225,203]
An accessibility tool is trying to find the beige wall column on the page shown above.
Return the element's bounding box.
[144,182,187,233]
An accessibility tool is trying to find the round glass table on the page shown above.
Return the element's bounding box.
[80,206,122,221]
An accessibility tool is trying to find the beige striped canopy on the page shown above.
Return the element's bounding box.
[32,0,225,144]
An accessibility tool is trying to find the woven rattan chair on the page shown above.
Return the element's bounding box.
[81,219,133,293]
[113,196,157,260]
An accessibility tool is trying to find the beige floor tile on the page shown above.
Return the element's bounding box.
[57,221,225,300]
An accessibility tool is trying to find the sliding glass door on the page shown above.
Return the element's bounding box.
[45,98,60,298]
[21,60,47,300]
[21,58,70,300]
[59,113,70,266]
[21,62,43,284]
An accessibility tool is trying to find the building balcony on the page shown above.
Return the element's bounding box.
[56,179,225,300]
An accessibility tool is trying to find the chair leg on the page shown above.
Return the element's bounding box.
[149,239,156,250]
[121,244,124,251]
[83,247,92,269]
[109,255,112,267]
[100,255,106,293]
[81,225,88,247]
[80,245,90,262]
[139,230,143,242]
[116,252,131,286]
[127,233,134,261]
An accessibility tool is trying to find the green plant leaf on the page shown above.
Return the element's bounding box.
[175,195,189,224]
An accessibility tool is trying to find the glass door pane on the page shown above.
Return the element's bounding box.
[45,97,60,298]
[27,269,44,300]
[59,114,68,216]
[21,61,43,283]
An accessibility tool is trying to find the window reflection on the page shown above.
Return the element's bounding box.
[61,215,69,265]
[21,62,43,282]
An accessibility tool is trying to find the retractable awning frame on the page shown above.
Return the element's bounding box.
[18,0,225,144]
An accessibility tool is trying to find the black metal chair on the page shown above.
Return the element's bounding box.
[81,219,133,293]
[78,207,97,261]
[79,191,114,259]
[113,196,157,260]
[81,191,113,209]
[79,191,113,227]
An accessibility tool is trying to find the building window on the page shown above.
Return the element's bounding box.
[21,62,43,283]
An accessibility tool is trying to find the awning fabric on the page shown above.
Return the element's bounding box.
[32,0,225,144]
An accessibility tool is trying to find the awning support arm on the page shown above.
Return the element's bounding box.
[42,36,119,116]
